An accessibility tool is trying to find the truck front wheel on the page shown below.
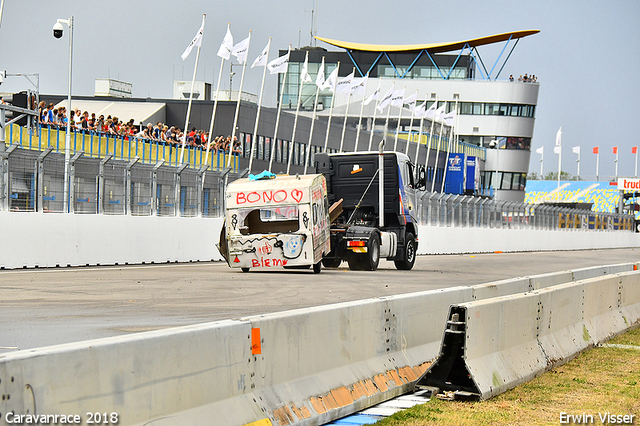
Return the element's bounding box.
[394,232,416,270]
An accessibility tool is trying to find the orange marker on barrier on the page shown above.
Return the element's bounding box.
[251,327,261,354]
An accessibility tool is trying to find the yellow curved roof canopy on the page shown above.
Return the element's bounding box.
[315,30,539,53]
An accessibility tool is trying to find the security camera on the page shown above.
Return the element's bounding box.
[53,22,64,38]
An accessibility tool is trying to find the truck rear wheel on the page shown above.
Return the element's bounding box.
[313,261,322,274]
[347,234,380,271]
[394,232,416,270]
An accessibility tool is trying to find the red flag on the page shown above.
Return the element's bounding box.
[613,147,618,154]
[633,146,638,154]
[593,147,599,154]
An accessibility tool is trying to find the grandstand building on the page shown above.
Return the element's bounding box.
[282,30,540,201]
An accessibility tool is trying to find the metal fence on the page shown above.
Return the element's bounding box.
[1,144,634,231]
[417,192,635,231]
[1,145,232,218]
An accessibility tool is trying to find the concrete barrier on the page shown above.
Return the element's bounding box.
[0,212,224,269]
[1,264,637,425]
[418,271,640,400]
[2,211,640,270]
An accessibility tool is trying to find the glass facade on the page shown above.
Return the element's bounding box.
[483,171,527,191]
[281,62,337,110]
[459,102,535,118]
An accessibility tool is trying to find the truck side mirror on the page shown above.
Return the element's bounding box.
[416,166,427,190]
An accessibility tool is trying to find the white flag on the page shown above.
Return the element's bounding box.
[350,76,368,96]
[554,146,561,154]
[415,101,426,118]
[403,93,417,111]
[364,84,380,106]
[267,51,290,74]
[390,88,405,107]
[181,19,205,61]
[377,86,394,112]
[433,104,446,122]
[251,40,270,68]
[231,34,251,64]
[300,53,312,83]
[322,67,339,92]
[555,127,562,146]
[424,102,438,119]
[217,26,233,60]
[335,71,354,94]
[315,58,326,88]
[572,146,580,155]
[443,110,456,127]
[535,146,544,155]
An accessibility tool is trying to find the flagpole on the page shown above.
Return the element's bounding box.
[248,38,271,173]
[636,149,638,177]
[393,87,405,152]
[440,125,454,193]
[615,149,619,179]
[596,151,600,181]
[180,14,205,166]
[414,100,426,172]
[405,89,418,156]
[557,145,561,189]
[304,56,324,174]
[339,67,356,153]
[440,101,457,193]
[382,84,395,152]
[577,150,580,177]
[431,117,445,193]
[269,46,291,172]
[287,50,309,174]
[367,86,381,151]
[540,149,543,177]
[227,31,251,169]
[322,61,340,153]
[354,72,369,151]
[426,98,437,191]
[204,23,230,169]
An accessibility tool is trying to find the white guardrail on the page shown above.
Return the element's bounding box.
[1,263,638,426]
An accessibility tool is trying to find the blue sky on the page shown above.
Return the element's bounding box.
[1,0,638,179]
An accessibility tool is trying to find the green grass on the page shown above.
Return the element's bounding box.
[377,326,640,426]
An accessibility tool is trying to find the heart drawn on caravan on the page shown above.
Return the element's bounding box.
[291,189,304,203]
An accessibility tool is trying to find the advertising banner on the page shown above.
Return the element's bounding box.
[444,153,465,194]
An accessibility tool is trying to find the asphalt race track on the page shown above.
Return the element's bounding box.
[1,248,638,352]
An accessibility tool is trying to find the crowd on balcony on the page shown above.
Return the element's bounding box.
[508,74,537,82]
[36,102,242,155]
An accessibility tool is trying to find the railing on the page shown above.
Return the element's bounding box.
[3,123,241,171]
[418,192,635,231]
[1,144,231,217]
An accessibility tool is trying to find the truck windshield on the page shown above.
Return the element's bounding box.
[234,206,300,235]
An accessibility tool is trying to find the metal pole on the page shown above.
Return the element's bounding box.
[249,38,271,173]
[322,61,340,153]
[304,56,323,174]
[268,46,291,172]
[228,32,251,169]
[180,14,206,166]
[287,50,308,174]
[63,16,74,214]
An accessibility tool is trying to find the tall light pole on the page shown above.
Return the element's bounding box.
[53,16,74,213]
